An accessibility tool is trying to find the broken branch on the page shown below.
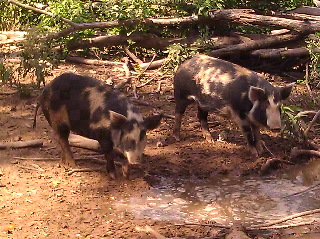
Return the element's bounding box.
[249,208,320,229]
[290,147,320,160]
[0,139,43,149]
[8,0,77,26]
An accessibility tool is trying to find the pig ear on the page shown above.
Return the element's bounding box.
[249,86,265,102]
[143,113,163,131]
[109,111,127,129]
[280,83,295,100]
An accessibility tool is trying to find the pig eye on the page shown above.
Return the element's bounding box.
[139,130,146,141]
[123,139,136,150]
[260,101,269,110]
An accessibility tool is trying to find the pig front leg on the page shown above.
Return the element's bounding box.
[240,123,259,157]
[234,116,261,157]
[99,141,117,180]
[197,106,212,141]
[251,124,263,155]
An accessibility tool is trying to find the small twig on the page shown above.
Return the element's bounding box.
[0,91,18,95]
[67,167,106,176]
[248,221,316,231]
[131,98,159,108]
[133,85,139,99]
[123,46,143,64]
[305,62,317,104]
[304,110,320,138]
[261,140,277,158]
[0,139,43,149]
[162,113,175,119]
[249,208,320,229]
[139,54,157,72]
[157,80,168,92]
[8,0,77,26]
[283,182,320,198]
[14,156,60,161]
[15,163,44,172]
[295,110,318,119]
[290,147,320,160]
[260,140,293,175]
[114,57,132,89]
[145,226,167,239]
[136,76,157,88]
[175,222,231,229]
[29,163,45,172]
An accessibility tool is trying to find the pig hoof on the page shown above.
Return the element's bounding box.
[121,165,130,179]
[173,134,181,142]
[108,172,117,180]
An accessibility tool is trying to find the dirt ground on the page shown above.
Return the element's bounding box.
[1,52,320,237]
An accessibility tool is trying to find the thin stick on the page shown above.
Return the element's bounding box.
[261,140,277,158]
[14,156,60,161]
[67,168,106,176]
[0,91,18,95]
[283,182,320,198]
[145,226,167,239]
[131,98,159,108]
[139,54,156,74]
[136,76,157,88]
[175,222,231,229]
[249,208,320,229]
[248,221,316,230]
[123,46,143,64]
[114,57,131,89]
[0,139,43,149]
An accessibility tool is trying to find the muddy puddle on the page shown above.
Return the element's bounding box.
[115,161,320,227]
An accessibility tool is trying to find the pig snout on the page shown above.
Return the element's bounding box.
[125,150,143,166]
[266,103,281,131]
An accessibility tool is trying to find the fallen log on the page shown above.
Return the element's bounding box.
[68,134,102,152]
[66,56,123,67]
[139,59,166,70]
[67,33,199,50]
[290,147,320,160]
[209,33,303,57]
[209,9,320,33]
[251,47,312,59]
[46,16,201,41]
[0,139,43,149]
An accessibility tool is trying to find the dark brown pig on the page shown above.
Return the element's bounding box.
[173,54,294,157]
[33,72,162,179]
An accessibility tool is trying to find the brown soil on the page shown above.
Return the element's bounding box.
[1,51,320,237]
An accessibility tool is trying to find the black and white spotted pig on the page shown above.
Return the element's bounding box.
[173,54,294,157]
[33,72,162,179]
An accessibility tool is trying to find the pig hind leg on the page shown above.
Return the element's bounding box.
[54,123,75,167]
[173,98,193,141]
[197,106,212,141]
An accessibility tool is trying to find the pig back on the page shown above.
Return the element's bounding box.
[174,55,263,112]
[43,72,139,137]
